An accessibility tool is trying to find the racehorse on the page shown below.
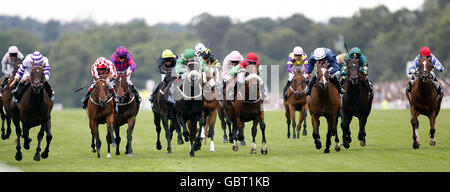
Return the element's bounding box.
[86,78,116,158]
[1,58,21,140]
[114,73,138,156]
[10,66,53,161]
[284,67,308,139]
[153,67,183,154]
[308,60,342,153]
[228,64,267,154]
[200,64,220,152]
[406,57,443,149]
[173,60,205,157]
[340,58,373,148]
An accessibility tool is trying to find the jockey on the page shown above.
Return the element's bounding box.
[200,48,221,66]
[228,52,265,98]
[149,49,177,107]
[221,50,244,103]
[336,53,346,66]
[110,46,141,109]
[406,46,444,95]
[81,57,118,111]
[1,46,24,95]
[340,47,373,93]
[168,48,209,103]
[282,46,309,100]
[303,47,345,95]
[10,51,54,103]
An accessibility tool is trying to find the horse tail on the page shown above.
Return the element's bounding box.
[405,87,412,106]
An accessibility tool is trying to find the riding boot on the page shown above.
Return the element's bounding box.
[0,76,8,96]
[406,79,415,94]
[303,76,316,96]
[13,82,29,103]
[283,81,291,100]
[44,81,55,102]
[330,76,345,94]
[150,81,163,106]
[130,84,141,110]
[111,90,118,113]
[81,90,92,109]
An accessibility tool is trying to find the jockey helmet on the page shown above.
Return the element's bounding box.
[419,46,431,57]
[293,46,304,55]
[183,49,195,59]
[194,43,206,54]
[229,50,242,61]
[115,46,129,57]
[31,51,44,64]
[162,49,175,59]
[246,52,258,62]
[313,48,326,60]
[8,46,19,54]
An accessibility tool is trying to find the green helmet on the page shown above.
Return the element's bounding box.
[183,49,195,59]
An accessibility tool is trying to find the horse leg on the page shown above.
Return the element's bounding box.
[429,112,437,146]
[218,108,229,143]
[232,118,242,152]
[33,124,46,161]
[260,115,268,155]
[154,112,162,150]
[194,118,203,152]
[41,120,52,159]
[238,123,246,146]
[209,109,217,152]
[410,109,420,149]
[22,124,31,150]
[324,117,336,153]
[341,113,352,149]
[334,115,341,151]
[297,106,306,139]
[189,120,197,157]
[114,124,121,156]
[358,116,368,147]
[1,108,5,140]
[125,116,136,156]
[302,108,308,136]
[13,117,22,161]
[311,114,321,150]
[90,120,101,158]
[251,119,258,154]
[162,115,172,154]
[290,104,297,139]
[285,104,291,139]
[178,114,189,142]
[5,113,12,139]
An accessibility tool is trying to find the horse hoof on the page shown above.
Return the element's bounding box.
[232,145,239,152]
[41,151,49,159]
[302,130,307,136]
[1,134,5,140]
[127,153,133,157]
[335,143,341,152]
[324,148,330,153]
[33,153,41,161]
[111,143,117,148]
[156,142,162,150]
[91,148,97,153]
[429,140,436,146]
[178,139,184,145]
[261,148,268,155]
[315,142,322,150]
[360,140,366,147]
[250,149,256,154]
[15,152,22,161]
[292,134,296,139]
[240,140,246,146]
[223,138,229,143]
[190,151,195,157]
[24,142,30,150]
[168,150,172,154]
[107,153,112,158]
[343,142,350,149]
[413,142,420,149]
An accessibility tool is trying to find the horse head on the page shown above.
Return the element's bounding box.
[316,59,329,90]
[418,57,432,83]
[243,64,262,101]
[292,67,306,97]
[204,64,217,91]
[31,66,45,94]
[186,60,202,83]
[93,79,110,108]
[347,58,361,85]
[114,73,128,103]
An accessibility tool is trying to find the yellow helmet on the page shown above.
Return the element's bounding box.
[162,49,175,59]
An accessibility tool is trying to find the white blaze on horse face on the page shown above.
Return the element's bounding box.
[320,68,327,83]
[423,61,427,72]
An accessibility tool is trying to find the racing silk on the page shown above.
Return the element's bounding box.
[14,54,50,81]
[286,52,308,73]
[2,51,24,75]
[306,48,339,76]
[175,56,209,75]
[110,52,136,73]
[341,48,369,76]
[228,59,263,76]
[91,59,117,80]
[222,51,244,81]
[408,53,444,75]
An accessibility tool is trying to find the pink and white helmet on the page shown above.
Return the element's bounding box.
[229,50,243,61]
[293,46,304,55]
[8,46,19,54]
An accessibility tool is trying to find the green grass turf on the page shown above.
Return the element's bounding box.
[0,109,449,172]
